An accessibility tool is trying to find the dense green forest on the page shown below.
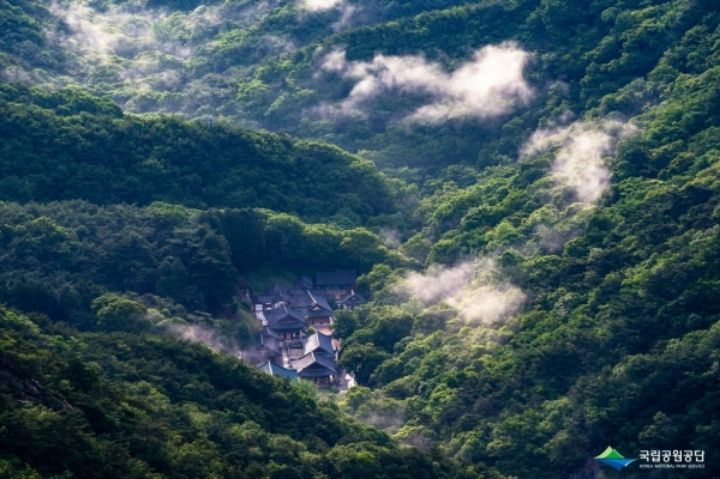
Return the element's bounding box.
[1,306,482,478]
[1,0,719,477]
[0,84,396,222]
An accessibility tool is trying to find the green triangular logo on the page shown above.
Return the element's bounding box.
[595,446,626,460]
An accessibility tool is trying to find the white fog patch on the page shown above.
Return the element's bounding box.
[398,261,475,304]
[521,119,636,205]
[534,223,574,253]
[168,323,241,356]
[47,0,235,63]
[317,42,533,123]
[260,34,297,55]
[332,4,357,31]
[447,282,525,325]
[298,0,356,32]
[49,1,129,61]
[1,65,34,83]
[360,407,406,431]
[299,0,344,11]
[396,258,525,326]
[379,227,401,248]
[45,0,283,111]
[352,393,407,432]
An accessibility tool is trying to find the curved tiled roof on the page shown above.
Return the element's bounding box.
[302,332,335,356]
[258,361,298,381]
[291,352,337,377]
[265,305,307,331]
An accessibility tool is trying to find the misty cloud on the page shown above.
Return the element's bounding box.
[533,223,575,253]
[299,0,344,11]
[1,66,34,83]
[398,261,475,304]
[298,0,356,31]
[49,1,121,58]
[353,393,407,431]
[332,4,357,31]
[396,258,525,325]
[379,227,401,248]
[44,0,287,115]
[48,0,190,64]
[521,119,636,205]
[168,323,241,356]
[318,42,533,123]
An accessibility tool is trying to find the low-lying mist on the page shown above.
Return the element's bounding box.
[522,118,637,206]
[395,258,525,326]
[316,42,533,124]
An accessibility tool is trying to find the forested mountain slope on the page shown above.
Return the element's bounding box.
[0,82,432,475]
[3,0,717,174]
[339,96,720,475]
[0,84,394,222]
[1,306,481,479]
[328,2,720,477]
[1,0,719,478]
[0,200,407,325]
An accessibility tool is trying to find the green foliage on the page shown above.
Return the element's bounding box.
[0,84,393,222]
[0,201,406,322]
[1,0,720,477]
[327,3,720,477]
[0,306,472,478]
[91,294,150,332]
